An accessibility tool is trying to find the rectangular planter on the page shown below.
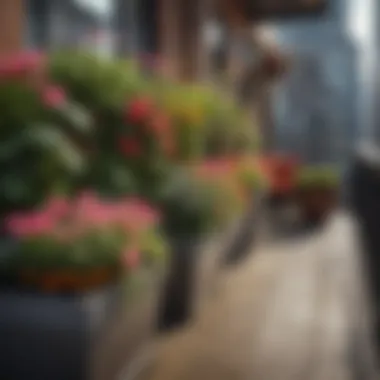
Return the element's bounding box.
[0,267,163,380]
[157,225,236,332]
[157,237,203,332]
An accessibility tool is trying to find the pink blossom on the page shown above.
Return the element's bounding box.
[0,51,44,79]
[41,85,66,108]
[43,196,71,219]
[5,211,55,238]
[6,194,160,247]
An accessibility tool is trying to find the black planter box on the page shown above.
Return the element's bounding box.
[350,143,380,353]
[157,237,204,332]
[0,268,163,380]
[157,225,237,332]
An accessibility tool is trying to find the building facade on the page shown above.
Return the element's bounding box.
[272,0,359,165]
[18,0,209,80]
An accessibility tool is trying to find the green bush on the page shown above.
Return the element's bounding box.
[0,72,91,214]
[296,165,339,190]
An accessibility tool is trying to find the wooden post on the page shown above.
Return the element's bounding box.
[0,0,24,55]
[157,0,181,79]
[158,0,208,81]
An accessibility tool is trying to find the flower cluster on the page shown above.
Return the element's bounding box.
[118,95,175,159]
[0,51,66,110]
[5,192,162,270]
[0,52,44,80]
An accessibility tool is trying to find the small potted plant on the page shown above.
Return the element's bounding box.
[156,164,243,331]
[258,154,299,207]
[295,165,339,225]
[0,192,167,380]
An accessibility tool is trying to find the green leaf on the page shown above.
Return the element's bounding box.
[60,102,93,134]
[29,124,86,174]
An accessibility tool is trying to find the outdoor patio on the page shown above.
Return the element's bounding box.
[126,213,378,380]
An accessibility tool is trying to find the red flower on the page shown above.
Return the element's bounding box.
[118,137,142,157]
[125,97,155,124]
[41,85,66,108]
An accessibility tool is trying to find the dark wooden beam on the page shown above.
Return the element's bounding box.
[218,0,327,23]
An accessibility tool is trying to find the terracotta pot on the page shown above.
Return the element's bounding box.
[297,187,337,224]
[19,267,120,293]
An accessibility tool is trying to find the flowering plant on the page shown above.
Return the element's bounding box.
[4,192,166,278]
[257,155,299,196]
[159,84,258,161]
[187,159,248,226]
[49,52,175,197]
[0,51,91,214]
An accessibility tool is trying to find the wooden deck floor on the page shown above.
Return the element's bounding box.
[128,214,379,380]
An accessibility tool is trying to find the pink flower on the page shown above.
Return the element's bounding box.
[43,196,71,219]
[122,248,140,270]
[5,211,55,238]
[41,85,66,108]
[0,51,44,79]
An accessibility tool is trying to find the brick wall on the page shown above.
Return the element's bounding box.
[0,0,23,55]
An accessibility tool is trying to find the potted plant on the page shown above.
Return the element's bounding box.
[295,165,339,225]
[48,51,261,333]
[257,154,299,208]
[0,192,167,380]
[155,167,230,331]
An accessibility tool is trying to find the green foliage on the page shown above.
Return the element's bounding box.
[296,165,339,190]
[49,51,145,111]
[49,52,174,197]
[155,168,222,237]
[0,80,90,213]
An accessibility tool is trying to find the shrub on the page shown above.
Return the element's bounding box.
[49,52,175,198]
[158,84,258,161]
[296,165,339,190]
[0,52,91,214]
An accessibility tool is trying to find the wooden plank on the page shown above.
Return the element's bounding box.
[218,0,327,23]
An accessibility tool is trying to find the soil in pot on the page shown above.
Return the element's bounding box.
[18,267,121,293]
